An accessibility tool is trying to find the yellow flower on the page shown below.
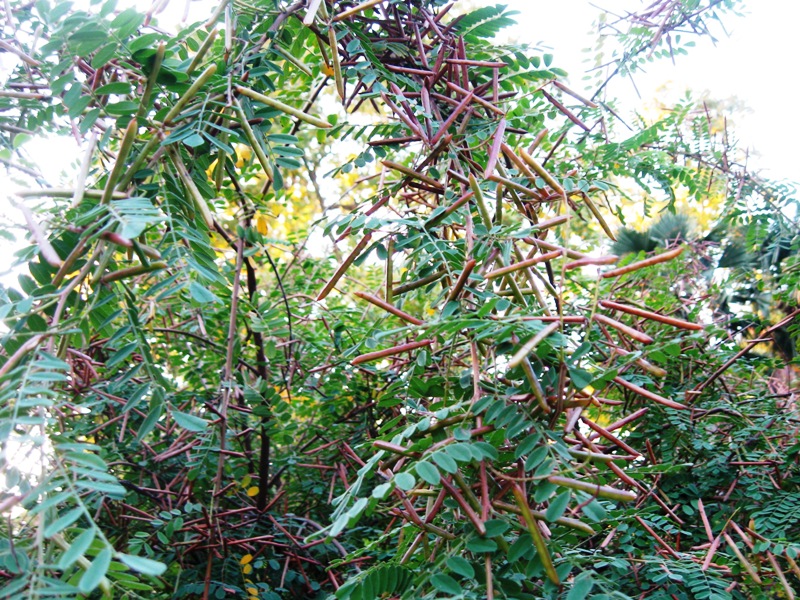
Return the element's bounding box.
[256,214,268,235]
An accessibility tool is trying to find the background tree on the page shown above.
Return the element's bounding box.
[1,1,797,599]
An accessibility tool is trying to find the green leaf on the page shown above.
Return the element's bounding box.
[0,576,29,597]
[524,446,549,471]
[273,167,284,193]
[118,553,167,576]
[372,482,393,499]
[444,443,474,462]
[453,4,517,41]
[107,342,137,368]
[446,555,475,579]
[189,281,221,304]
[70,28,109,45]
[430,573,461,595]
[91,42,118,68]
[545,491,571,522]
[534,480,558,503]
[483,519,509,537]
[347,498,368,523]
[471,442,498,461]
[68,95,93,119]
[582,499,607,522]
[106,101,139,116]
[454,427,472,441]
[76,480,127,497]
[515,432,541,459]
[80,108,101,134]
[110,7,145,38]
[44,507,83,538]
[110,197,163,239]
[329,512,349,537]
[137,398,163,441]
[567,571,594,600]
[275,157,302,169]
[205,131,234,154]
[183,133,206,148]
[431,451,458,474]
[267,134,299,144]
[568,367,593,390]
[415,461,440,485]
[58,529,95,570]
[273,145,304,157]
[442,300,459,318]
[172,410,208,432]
[533,457,555,478]
[79,547,111,593]
[466,537,497,553]
[394,472,416,491]
[128,33,162,54]
[66,450,108,471]
[508,534,533,563]
[96,82,133,95]
[505,417,530,439]
[123,383,150,413]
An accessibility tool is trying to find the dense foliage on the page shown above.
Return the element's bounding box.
[1,0,798,598]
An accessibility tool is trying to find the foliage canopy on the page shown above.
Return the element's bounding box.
[1,0,799,598]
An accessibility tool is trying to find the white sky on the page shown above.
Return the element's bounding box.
[506,0,799,185]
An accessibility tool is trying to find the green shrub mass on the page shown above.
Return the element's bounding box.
[1,1,798,598]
